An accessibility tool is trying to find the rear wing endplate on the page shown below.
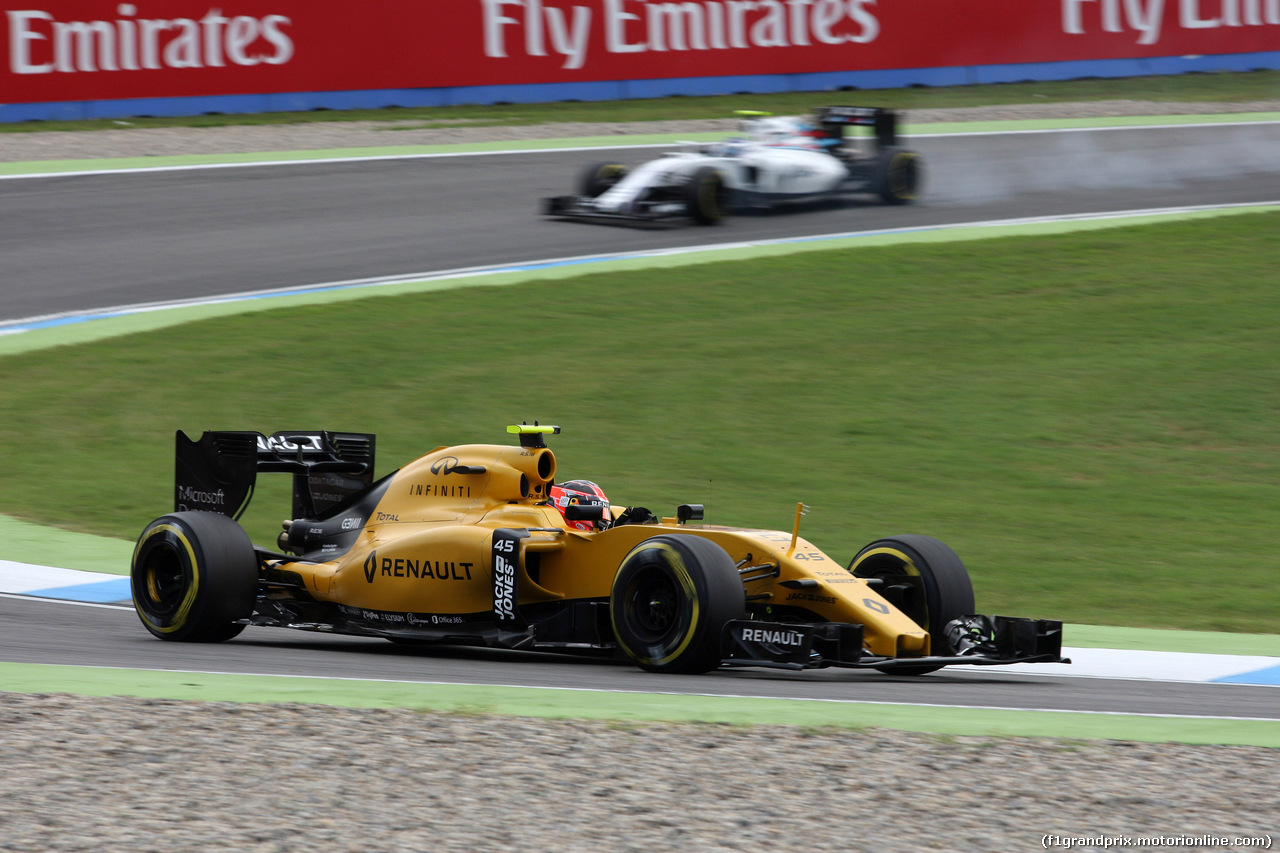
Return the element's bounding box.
[174,430,376,520]
[813,106,898,148]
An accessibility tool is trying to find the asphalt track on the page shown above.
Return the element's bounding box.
[4,595,1279,724]
[3,121,1279,323]
[3,119,1279,741]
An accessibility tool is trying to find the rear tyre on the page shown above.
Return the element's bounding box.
[580,162,630,197]
[848,535,973,674]
[683,166,729,225]
[131,511,259,642]
[610,535,745,673]
[874,148,922,205]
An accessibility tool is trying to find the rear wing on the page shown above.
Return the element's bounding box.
[813,106,899,148]
[174,430,376,521]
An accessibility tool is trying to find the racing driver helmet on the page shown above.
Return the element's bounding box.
[550,479,612,531]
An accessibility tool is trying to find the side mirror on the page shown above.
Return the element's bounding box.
[677,504,704,524]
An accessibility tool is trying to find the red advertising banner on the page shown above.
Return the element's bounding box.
[3,1,1278,106]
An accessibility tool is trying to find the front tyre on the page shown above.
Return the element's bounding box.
[131,511,259,642]
[849,535,973,674]
[683,166,729,225]
[610,535,745,673]
[580,162,630,198]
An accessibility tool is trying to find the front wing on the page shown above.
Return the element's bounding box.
[542,194,688,225]
[722,615,1068,671]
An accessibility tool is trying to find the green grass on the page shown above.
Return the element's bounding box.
[1,212,1277,633]
[4,70,1278,133]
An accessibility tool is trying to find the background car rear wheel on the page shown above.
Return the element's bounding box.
[874,148,922,205]
[610,535,745,673]
[848,534,974,674]
[580,162,630,197]
[683,166,729,225]
[131,511,259,642]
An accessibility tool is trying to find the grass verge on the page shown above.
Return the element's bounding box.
[0,212,1276,633]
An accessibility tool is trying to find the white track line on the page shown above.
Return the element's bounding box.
[3,660,1278,720]
[0,592,131,611]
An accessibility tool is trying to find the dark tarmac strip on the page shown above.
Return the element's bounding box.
[2,123,1278,323]
[2,596,1276,720]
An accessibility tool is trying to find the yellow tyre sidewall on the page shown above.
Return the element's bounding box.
[611,540,701,668]
[887,152,919,202]
[132,522,202,634]
[850,546,920,578]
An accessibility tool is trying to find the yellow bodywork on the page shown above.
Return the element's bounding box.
[269,440,931,658]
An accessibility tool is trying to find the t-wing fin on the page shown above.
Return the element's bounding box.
[506,423,561,448]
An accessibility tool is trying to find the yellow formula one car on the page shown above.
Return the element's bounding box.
[131,425,1066,675]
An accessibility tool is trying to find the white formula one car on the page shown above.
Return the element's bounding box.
[542,106,922,226]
